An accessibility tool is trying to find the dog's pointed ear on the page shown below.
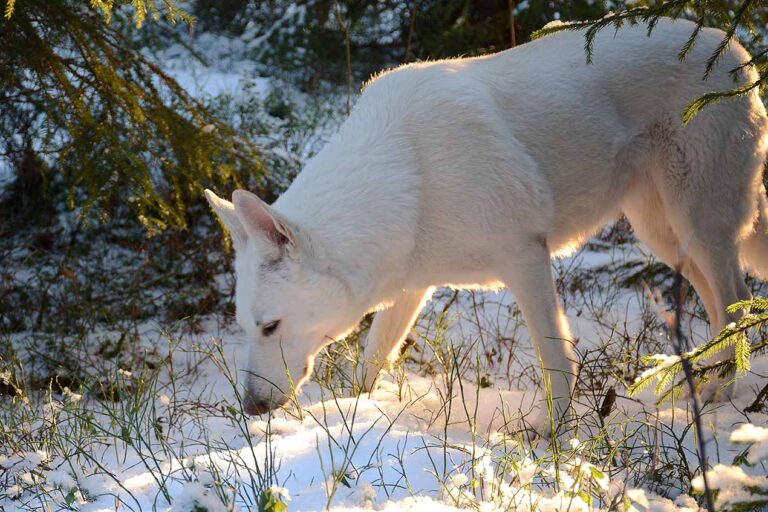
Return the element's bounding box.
[205,189,247,250]
[231,189,298,253]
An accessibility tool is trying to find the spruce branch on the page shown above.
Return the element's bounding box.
[532,0,768,121]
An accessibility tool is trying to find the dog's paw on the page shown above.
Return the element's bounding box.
[525,408,578,447]
[353,361,381,395]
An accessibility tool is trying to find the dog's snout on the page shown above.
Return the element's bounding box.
[242,391,272,416]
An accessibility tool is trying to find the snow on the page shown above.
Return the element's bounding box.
[2,240,767,511]
[730,423,768,463]
[0,163,12,191]
[692,465,768,510]
[146,31,274,101]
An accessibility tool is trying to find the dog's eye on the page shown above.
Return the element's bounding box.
[261,320,280,337]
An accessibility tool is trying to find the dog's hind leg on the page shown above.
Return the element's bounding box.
[646,108,762,400]
[625,180,746,401]
[495,238,577,435]
[628,189,748,400]
[622,180,720,329]
[681,239,751,400]
[356,287,434,392]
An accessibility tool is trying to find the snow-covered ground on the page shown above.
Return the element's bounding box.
[149,31,273,101]
[2,243,767,511]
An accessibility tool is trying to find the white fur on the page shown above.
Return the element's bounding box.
[206,18,768,421]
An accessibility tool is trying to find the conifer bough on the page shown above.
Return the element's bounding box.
[1,0,264,233]
[534,0,768,122]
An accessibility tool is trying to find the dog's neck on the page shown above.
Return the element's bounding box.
[273,106,421,310]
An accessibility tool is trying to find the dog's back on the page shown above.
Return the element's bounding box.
[209,17,768,424]
[339,18,768,406]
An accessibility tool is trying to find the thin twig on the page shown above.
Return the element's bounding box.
[745,380,768,413]
[404,3,417,61]
[671,271,716,512]
[334,3,353,116]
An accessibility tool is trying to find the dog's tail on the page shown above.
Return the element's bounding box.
[740,184,768,280]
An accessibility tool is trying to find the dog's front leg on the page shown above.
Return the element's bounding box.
[355,287,434,392]
[496,239,577,438]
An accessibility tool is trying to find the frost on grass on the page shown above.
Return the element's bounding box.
[2,251,767,511]
[3,211,768,511]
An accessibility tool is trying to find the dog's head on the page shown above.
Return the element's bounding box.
[205,189,357,415]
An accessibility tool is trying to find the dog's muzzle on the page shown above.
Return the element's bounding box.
[242,392,272,415]
[242,384,289,416]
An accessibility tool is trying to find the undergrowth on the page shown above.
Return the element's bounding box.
[2,215,767,510]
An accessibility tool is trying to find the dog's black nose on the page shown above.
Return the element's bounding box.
[242,393,271,416]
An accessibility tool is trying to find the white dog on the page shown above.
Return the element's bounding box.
[206,18,768,426]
